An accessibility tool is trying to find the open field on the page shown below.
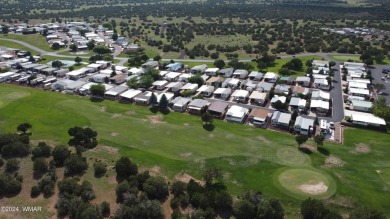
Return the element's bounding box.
[0,84,390,217]
[0,34,53,52]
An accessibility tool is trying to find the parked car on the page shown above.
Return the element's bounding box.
[382,67,390,74]
[329,122,335,129]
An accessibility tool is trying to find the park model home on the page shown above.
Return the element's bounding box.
[222,78,240,89]
[171,97,192,112]
[180,83,199,95]
[263,72,279,83]
[248,108,271,127]
[204,68,219,76]
[191,64,208,74]
[152,80,169,90]
[249,91,267,106]
[104,86,128,100]
[294,116,314,135]
[314,78,330,90]
[134,91,153,105]
[225,105,250,123]
[351,100,372,112]
[142,61,159,69]
[119,89,142,103]
[231,90,250,103]
[350,113,386,128]
[233,69,249,79]
[218,68,234,78]
[164,72,182,82]
[91,74,108,83]
[207,101,229,118]
[197,85,214,97]
[271,111,291,128]
[289,97,307,111]
[0,72,16,82]
[296,76,311,87]
[248,71,263,81]
[166,63,182,72]
[214,88,232,100]
[165,82,184,92]
[187,99,210,115]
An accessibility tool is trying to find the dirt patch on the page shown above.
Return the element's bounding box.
[147,115,165,124]
[351,143,371,154]
[325,196,354,208]
[298,181,328,195]
[125,110,137,115]
[111,113,122,118]
[180,152,192,157]
[183,123,190,126]
[95,145,119,154]
[111,132,119,137]
[149,166,161,176]
[257,136,271,144]
[208,133,214,138]
[162,194,174,219]
[100,106,107,111]
[175,173,205,186]
[324,156,345,168]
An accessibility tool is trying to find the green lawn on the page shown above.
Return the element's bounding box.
[266,56,324,77]
[0,39,39,55]
[0,85,390,217]
[0,34,52,52]
[330,55,361,62]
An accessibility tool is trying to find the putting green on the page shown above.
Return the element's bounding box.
[274,168,336,199]
[276,147,310,167]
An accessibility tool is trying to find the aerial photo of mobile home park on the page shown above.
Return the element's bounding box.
[1,0,390,218]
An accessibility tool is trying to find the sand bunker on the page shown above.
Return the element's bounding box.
[111,113,121,118]
[111,132,119,137]
[324,156,345,168]
[298,182,328,195]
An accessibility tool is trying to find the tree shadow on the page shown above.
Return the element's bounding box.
[298,147,313,154]
[149,107,159,114]
[318,147,330,156]
[203,124,215,132]
[33,171,45,180]
[160,109,170,115]
[90,97,104,102]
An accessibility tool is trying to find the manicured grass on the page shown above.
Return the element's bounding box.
[0,39,38,55]
[0,34,52,52]
[57,50,94,57]
[181,62,215,68]
[330,55,361,62]
[1,85,390,217]
[267,55,324,77]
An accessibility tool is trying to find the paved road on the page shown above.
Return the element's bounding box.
[369,64,390,105]
[0,38,370,121]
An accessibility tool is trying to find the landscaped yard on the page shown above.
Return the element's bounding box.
[330,54,390,64]
[0,84,390,217]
